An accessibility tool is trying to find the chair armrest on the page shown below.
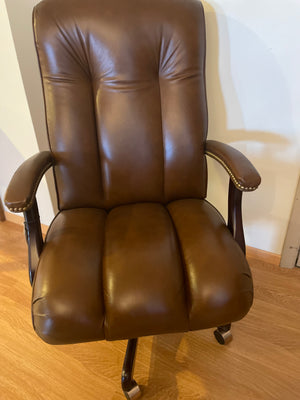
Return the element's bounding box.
[5,151,54,212]
[205,140,261,191]
[5,151,54,285]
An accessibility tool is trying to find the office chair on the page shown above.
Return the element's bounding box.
[5,0,261,398]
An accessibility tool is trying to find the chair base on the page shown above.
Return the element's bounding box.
[120,327,233,398]
[214,324,232,345]
[122,338,141,399]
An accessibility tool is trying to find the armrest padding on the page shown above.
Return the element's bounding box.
[205,140,261,191]
[5,151,54,212]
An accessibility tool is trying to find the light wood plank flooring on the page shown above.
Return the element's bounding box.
[0,220,299,400]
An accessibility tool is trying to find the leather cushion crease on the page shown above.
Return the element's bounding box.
[32,200,253,344]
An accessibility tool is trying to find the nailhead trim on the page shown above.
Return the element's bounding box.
[205,151,258,192]
[8,161,53,213]
[9,206,28,212]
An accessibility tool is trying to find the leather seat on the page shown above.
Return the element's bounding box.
[32,199,252,344]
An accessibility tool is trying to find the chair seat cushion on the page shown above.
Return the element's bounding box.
[32,200,253,344]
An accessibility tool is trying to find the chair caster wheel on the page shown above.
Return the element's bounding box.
[214,325,233,345]
[123,381,141,399]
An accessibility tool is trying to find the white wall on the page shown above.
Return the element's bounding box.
[203,0,300,254]
[0,0,53,224]
[1,0,299,254]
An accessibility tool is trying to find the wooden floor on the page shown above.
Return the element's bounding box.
[0,220,299,400]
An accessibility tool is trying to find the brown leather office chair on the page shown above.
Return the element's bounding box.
[5,0,261,398]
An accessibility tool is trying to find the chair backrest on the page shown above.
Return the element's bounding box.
[34,0,208,210]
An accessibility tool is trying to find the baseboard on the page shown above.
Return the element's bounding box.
[4,211,49,236]
[246,246,281,266]
[0,197,5,221]
[4,211,281,266]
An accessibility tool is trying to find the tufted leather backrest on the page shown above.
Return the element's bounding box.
[34,0,208,210]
